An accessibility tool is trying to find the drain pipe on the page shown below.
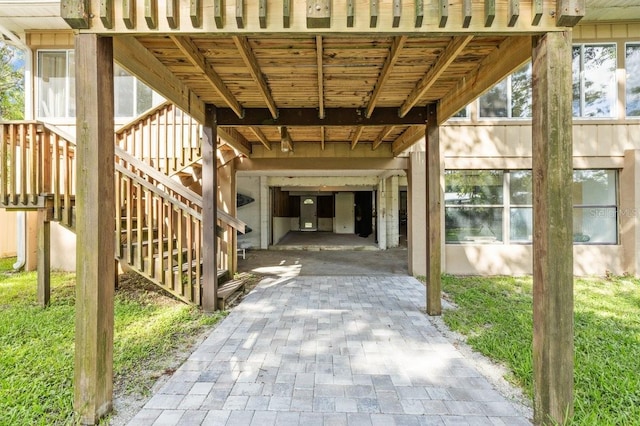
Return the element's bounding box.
[1,26,30,271]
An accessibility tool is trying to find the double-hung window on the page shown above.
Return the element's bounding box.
[625,43,640,117]
[572,44,617,118]
[479,63,532,118]
[573,170,618,244]
[37,50,75,119]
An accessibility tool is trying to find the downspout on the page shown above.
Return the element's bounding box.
[1,25,30,271]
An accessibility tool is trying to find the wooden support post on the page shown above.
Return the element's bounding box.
[532,31,574,425]
[61,0,90,29]
[202,105,218,312]
[425,104,441,316]
[73,34,115,424]
[36,209,50,307]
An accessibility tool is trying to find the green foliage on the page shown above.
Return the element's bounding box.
[0,259,224,425]
[441,274,640,425]
[0,41,24,120]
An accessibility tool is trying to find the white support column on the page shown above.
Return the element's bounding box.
[407,152,427,277]
[377,179,387,250]
[386,175,400,248]
[260,176,270,249]
[202,105,218,312]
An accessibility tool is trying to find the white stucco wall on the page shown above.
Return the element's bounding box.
[237,176,262,249]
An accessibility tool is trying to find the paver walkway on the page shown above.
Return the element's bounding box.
[128,274,532,425]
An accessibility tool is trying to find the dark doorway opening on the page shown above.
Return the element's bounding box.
[354,191,373,238]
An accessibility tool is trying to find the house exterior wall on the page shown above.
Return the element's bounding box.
[0,210,18,258]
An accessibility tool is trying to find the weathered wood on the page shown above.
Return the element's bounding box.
[373,126,394,150]
[556,0,585,26]
[190,0,202,27]
[392,0,401,27]
[236,0,244,28]
[438,0,448,27]
[214,0,224,28]
[320,126,325,150]
[366,36,407,118]
[532,31,574,425]
[347,0,355,27]
[425,104,441,316]
[462,0,472,28]
[233,36,277,118]
[400,35,473,118]
[202,105,218,312]
[122,0,135,29]
[166,0,179,28]
[100,0,114,28]
[144,0,157,29]
[37,210,50,307]
[532,0,543,25]
[307,0,331,28]
[391,125,424,156]
[216,107,428,126]
[351,126,364,150]
[415,0,423,27]
[283,0,291,27]
[370,0,378,28]
[316,35,325,119]
[61,0,90,29]
[485,0,496,26]
[250,127,272,150]
[73,33,115,424]
[508,0,520,26]
[259,0,267,28]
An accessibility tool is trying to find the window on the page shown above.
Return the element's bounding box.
[450,107,469,120]
[445,169,618,244]
[479,63,532,118]
[625,43,640,117]
[37,50,161,120]
[572,44,617,118]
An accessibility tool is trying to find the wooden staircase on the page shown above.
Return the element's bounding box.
[0,104,246,307]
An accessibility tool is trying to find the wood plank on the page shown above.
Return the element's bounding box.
[400,35,473,117]
[485,0,496,26]
[391,125,424,156]
[144,0,157,29]
[73,33,115,425]
[233,36,277,118]
[392,0,401,27]
[307,0,331,28]
[60,0,90,29]
[259,0,267,28]
[100,0,114,29]
[532,31,574,425]
[283,0,291,27]
[123,0,136,29]
[372,125,394,150]
[556,0,585,26]
[202,105,218,312]
[214,0,224,28]
[508,0,520,27]
[250,127,272,150]
[532,0,543,25]
[462,0,472,28]
[438,0,448,27]
[370,0,378,28]
[415,0,423,27]
[347,0,355,27]
[171,35,244,118]
[351,126,363,150]
[316,35,325,119]
[425,104,441,316]
[366,36,407,118]
[236,0,245,28]
[320,126,325,150]
[166,0,179,28]
[190,0,202,27]
[37,210,50,307]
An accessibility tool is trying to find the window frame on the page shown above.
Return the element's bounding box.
[572,43,617,119]
[36,49,75,123]
[625,42,640,119]
[478,62,532,120]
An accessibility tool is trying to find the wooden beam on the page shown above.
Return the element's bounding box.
[351,126,364,150]
[425,104,441,316]
[391,125,425,156]
[202,105,218,312]
[217,127,251,156]
[532,31,574,425]
[438,0,448,27]
[280,126,293,152]
[259,0,267,28]
[217,107,428,127]
[415,0,424,27]
[316,36,325,119]
[73,33,115,424]
[122,0,135,29]
[166,0,179,29]
[233,36,277,118]
[347,0,355,27]
[370,0,378,28]
[392,0,401,27]
[307,0,331,28]
[60,0,90,29]
[237,157,408,172]
[320,126,325,150]
[100,0,114,29]
[171,35,244,118]
[532,0,543,25]
[37,210,50,307]
[366,36,407,118]
[373,125,394,150]
[508,0,520,27]
[485,0,496,26]
[236,0,245,28]
[556,0,585,26]
[113,37,205,123]
[283,0,291,27]
[214,0,224,28]
[438,36,531,124]
[462,0,473,28]
[400,35,473,118]
[190,0,202,27]
[250,127,272,150]
[144,0,157,29]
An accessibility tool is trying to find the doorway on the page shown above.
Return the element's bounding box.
[354,191,373,238]
[300,196,317,231]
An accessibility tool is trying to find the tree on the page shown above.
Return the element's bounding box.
[0,41,24,120]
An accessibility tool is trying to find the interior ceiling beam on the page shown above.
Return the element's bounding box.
[373,126,395,150]
[216,127,252,157]
[438,35,532,124]
[232,36,278,119]
[250,127,272,150]
[351,126,364,150]
[399,35,474,118]
[170,35,244,118]
[392,125,426,156]
[216,107,427,126]
[316,35,325,119]
[365,36,407,118]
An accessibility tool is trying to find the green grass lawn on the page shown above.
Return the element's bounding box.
[441,274,640,426]
[0,257,225,425]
